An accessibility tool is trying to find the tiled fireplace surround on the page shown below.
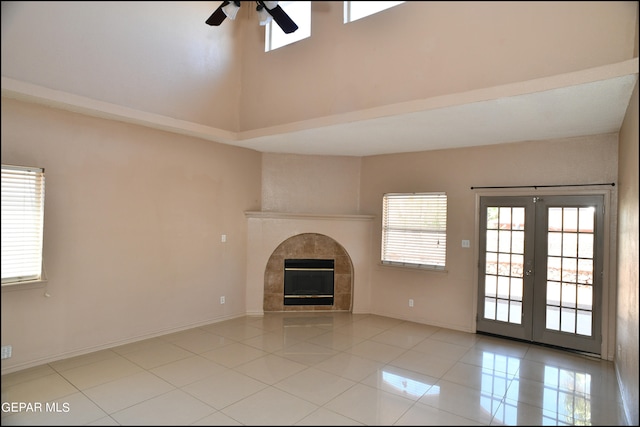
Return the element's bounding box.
[264,233,352,311]
[244,211,375,315]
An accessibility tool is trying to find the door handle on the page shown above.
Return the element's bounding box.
[525,259,534,277]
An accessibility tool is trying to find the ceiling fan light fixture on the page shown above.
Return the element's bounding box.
[262,1,278,10]
[256,6,272,26]
[222,1,241,20]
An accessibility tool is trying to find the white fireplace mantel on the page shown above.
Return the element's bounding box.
[244,211,375,221]
[244,211,375,315]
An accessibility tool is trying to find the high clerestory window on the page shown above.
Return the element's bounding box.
[344,1,405,24]
[265,1,406,51]
[265,1,311,52]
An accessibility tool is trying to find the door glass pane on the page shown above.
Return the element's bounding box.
[498,253,511,275]
[578,234,594,258]
[498,276,510,298]
[548,256,562,281]
[496,299,509,322]
[561,307,576,333]
[486,252,497,274]
[564,208,578,232]
[512,231,525,254]
[512,207,525,230]
[487,230,498,252]
[562,258,578,282]
[548,208,563,231]
[548,232,562,256]
[579,207,594,232]
[562,283,577,308]
[510,278,523,301]
[487,207,499,229]
[547,281,560,305]
[576,311,592,335]
[499,230,511,252]
[563,233,577,257]
[499,207,511,229]
[485,297,496,319]
[577,284,593,310]
[485,275,497,297]
[509,301,522,324]
[547,306,560,329]
[578,259,593,285]
[511,254,523,277]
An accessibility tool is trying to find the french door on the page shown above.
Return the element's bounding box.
[476,195,604,355]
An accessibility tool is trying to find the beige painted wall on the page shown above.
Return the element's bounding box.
[240,1,638,130]
[261,153,361,214]
[0,98,262,374]
[0,1,243,130]
[359,135,619,335]
[616,74,639,425]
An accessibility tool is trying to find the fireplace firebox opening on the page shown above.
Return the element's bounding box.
[284,259,334,306]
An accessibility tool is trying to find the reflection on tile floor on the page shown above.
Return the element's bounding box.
[1,312,629,425]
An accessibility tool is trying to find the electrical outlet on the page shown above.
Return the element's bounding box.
[1,345,12,359]
[220,296,225,304]
[221,234,227,243]
[408,299,414,307]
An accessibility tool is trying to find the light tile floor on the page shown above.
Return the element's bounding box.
[0,312,630,425]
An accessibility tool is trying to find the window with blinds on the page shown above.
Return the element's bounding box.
[381,192,447,269]
[1,165,46,285]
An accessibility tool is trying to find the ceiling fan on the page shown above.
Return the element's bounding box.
[206,1,299,34]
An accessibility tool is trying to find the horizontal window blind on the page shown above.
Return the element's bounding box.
[1,165,45,284]
[382,192,447,269]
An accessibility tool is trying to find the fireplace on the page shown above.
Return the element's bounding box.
[284,259,334,306]
[257,231,360,312]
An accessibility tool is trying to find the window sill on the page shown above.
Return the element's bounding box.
[379,262,448,273]
[1,279,48,292]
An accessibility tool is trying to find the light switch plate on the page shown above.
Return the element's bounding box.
[1,345,12,359]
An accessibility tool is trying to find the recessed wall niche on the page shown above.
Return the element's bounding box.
[263,233,353,312]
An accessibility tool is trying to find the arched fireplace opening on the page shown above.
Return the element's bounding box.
[263,233,353,312]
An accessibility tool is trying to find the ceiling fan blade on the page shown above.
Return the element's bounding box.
[263,3,298,34]
[205,1,230,26]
